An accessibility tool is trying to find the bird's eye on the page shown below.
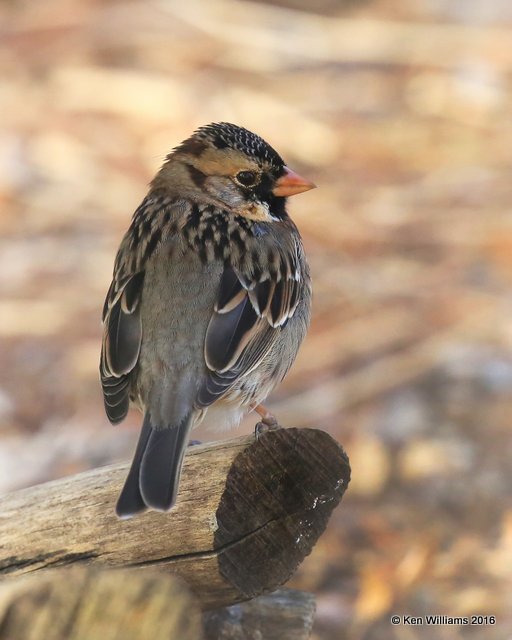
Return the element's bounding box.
[235,171,258,187]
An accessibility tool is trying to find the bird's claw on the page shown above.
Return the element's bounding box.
[255,419,281,439]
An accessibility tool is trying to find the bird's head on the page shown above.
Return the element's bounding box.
[152,122,316,223]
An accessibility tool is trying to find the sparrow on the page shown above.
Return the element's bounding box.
[100,122,314,518]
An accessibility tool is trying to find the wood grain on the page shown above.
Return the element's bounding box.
[0,427,350,610]
[203,588,316,640]
[0,566,202,640]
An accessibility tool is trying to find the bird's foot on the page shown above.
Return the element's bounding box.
[255,421,282,438]
[253,403,281,438]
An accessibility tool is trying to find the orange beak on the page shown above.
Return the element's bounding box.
[272,166,316,197]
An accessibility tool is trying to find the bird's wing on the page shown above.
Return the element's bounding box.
[100,271,145,423]
[196,237,304,406]
[100,193,172,424]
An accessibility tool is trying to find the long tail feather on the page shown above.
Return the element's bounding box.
[139,413,193,512]
[116,413,193,517]
[115,415,152,518]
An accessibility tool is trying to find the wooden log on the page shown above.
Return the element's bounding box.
[203,588,316,640]
[0,565,202,640]
[0,427,350,610]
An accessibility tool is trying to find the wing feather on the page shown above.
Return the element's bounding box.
[197,241,303,408]
[204,295,259,373]
[100,271,144,424]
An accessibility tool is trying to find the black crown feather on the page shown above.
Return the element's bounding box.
[194,122,285,168]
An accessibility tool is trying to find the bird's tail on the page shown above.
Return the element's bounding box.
[116,412,193,518]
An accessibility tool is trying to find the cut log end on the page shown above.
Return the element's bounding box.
[0,427,350,611]
[213,427,350,604]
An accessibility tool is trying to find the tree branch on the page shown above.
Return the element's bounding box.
[0,566,202,640]
[203,588,316,640]
[0,427,350,610]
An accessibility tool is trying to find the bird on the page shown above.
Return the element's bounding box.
[100,122,315,518]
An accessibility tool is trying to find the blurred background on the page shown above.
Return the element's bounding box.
[1,0,511,638]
